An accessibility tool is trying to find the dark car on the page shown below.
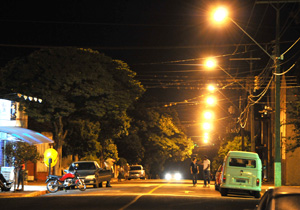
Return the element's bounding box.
[256,186,300,210]
[214,165,223,191]
[68,161,111,188]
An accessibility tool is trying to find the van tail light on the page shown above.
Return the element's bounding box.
[256,178,260,186]
[223,175,226,183]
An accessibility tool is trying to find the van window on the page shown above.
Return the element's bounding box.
[229,158,256,168]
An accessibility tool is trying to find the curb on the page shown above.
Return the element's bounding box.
[24,190,48,197]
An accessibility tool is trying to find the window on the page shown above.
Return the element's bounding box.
[229,158,256,168]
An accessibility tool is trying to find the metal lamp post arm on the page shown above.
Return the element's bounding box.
[229,17,274,61]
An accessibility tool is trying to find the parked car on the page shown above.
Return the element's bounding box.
[220,151,262,198]
[128,165,145,180]
[256,187,300,210]
[68,161,111,188]
[215,165,223,191]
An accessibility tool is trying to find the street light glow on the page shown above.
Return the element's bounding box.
[205,58,217,69]
[203,122,212,130]
[206,96,216,106]
[203,111,214,120]
[213,7,228,22]
[207,84,216,92]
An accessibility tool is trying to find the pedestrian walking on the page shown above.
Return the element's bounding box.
[190,157,199,186]
[202,155,211,187]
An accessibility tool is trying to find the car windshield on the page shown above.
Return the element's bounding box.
[70,162,96,170]
[229,158,256,168]
[130,166,141,170]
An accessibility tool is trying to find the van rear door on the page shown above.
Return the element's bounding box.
[227,157,257,188]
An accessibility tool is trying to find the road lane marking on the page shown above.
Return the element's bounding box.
[118,184,165,210]
[147,183,165,194]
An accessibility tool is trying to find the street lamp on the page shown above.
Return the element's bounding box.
[203,110,214,120]
[207,84,216,92]
[205,58,247,91]
[206,96,216,106]
[212,6,281,187]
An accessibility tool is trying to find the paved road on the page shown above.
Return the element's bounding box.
[1,179,260,210]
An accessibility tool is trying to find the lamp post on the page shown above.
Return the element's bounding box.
[212,6,281,186]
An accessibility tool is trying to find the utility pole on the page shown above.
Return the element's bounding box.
[255,0,300,187]
[230,55,260,152]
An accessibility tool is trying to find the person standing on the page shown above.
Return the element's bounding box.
[190,157,199,186]
[203,155,211,187]
[104,158,115,187]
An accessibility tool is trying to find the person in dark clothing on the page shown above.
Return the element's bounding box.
[190,157,199,186]
[16,164,25,190]
[0,172,12,191]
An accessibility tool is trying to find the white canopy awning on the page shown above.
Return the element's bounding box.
[0,126,54,145]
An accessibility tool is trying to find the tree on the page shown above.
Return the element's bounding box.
[0,47,144,174]
[5,141,41,167]
[212,134,251,174]
[287,94,300,152]
[116,100,194,177]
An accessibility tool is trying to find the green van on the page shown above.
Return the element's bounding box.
[220,151,262,198]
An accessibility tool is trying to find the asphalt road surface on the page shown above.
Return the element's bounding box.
[1,179,260,210]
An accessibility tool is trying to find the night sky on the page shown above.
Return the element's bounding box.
[1,1,299,141]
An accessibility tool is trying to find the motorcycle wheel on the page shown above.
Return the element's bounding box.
[46,180,59,193]
[76,179,86,191]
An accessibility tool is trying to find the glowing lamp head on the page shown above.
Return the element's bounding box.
[213,7,228,22]
[205,58,217,69]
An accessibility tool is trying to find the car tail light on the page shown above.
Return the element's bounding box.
[256,178,260,186]
[223,175,226,183]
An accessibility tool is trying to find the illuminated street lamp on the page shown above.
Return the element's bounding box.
[206,96,216,106]
[211,6,281,187]
[207,84,216,92]
[205,57,247,90]
[203,122,212,130]
[213,7,228,22]
[203,111,214,120]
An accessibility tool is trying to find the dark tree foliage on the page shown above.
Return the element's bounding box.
[5,141,41,167]
[287,93,300,152]
[0,47,144,173]
[116,99,194,178]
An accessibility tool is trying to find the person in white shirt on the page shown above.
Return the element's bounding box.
[202,155,211,187]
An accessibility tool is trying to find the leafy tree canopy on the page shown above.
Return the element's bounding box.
[5,141,41,167]
[0,47,144,173]
[116,100,194,177]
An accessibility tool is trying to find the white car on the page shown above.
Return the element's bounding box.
[128,165,145,180]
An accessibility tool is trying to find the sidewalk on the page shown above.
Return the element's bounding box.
[0,181,47,198]
[0,180,278,198]
[0,178,119,198]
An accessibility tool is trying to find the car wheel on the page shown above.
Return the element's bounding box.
[214,184,218,191]
[128,178,131,180]
[220,188,227,196]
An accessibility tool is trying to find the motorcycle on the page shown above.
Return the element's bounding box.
[46,163,86,193]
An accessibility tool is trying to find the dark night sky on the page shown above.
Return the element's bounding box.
[1,0,300,141]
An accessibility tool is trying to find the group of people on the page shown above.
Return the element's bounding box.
[190,155,211,187]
